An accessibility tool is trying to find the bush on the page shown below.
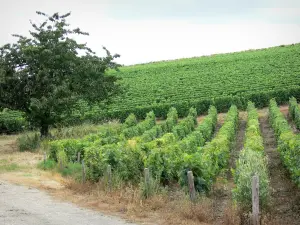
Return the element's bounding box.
[17,132,40,152]
[48,139,91,162]
[0,109,26,133]
[37,159,56,170]
[59,162,82,180]
[123,113,138,128]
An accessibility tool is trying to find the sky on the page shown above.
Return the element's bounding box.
[1,0,300,65]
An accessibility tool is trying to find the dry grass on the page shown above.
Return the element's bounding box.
[60,179,219,225]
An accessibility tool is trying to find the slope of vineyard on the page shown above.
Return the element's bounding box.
[24,100,300,224]
[97,43,300,120]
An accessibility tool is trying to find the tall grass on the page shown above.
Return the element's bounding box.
[17,121,121,152]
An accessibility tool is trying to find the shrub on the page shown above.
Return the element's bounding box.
[0,109,26,133]
[17,132,40,152]
[48,139,91,162]
[57,149,68,168]
[37,159,56,170]
[123,113,138,128]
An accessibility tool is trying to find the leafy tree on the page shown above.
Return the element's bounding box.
[0,11,120,136]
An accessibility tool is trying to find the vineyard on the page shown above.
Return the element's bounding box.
[46,97,300,222]
[2,10,300,225]
[78,43,300,121]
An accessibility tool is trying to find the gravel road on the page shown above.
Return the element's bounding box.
[0,181,135,225]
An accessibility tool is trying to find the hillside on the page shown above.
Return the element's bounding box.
[102,44,300,120]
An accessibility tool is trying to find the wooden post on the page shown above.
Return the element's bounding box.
[252,175,259,225]
[144,168,150,198]
[187,171,196,203]
[77,152,81,163]
[107,164,112,192]
[82,160,86,183]
[43,152,46,170]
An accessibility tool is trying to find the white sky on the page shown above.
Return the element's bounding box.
[1,0,300,65]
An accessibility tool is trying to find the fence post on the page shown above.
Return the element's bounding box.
[82,160,86,183]
[144,168,150,198]
[77,152,81,163]
[107,164,112,192]
[252,175,259,225]
[43,152,47,170]
[187,171,196,203]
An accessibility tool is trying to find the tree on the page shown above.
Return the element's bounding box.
[0,11,120,136]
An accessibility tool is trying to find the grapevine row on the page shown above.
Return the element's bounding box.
[289,97,300,130]
[269,99,300,187]
[233,102,270,209]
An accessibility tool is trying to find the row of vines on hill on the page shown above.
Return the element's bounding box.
[270,99,300,187]
[47,98,300,195]
[86,44,300,122]
[48,103,243,194]
[233,102,270,209]
[49,104,243,191]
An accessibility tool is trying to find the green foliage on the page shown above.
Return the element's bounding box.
[243,102,264,152]
[233,102,270,209]
[140,107,178,142]
[0,109,26,133]
[17,132,40,152]
[100,44,300,120]
[84,143,144,183]
[49,139,91,162]
[57,149,68,167]
[144,105,218,185]
[50,123,121,139]
[269,99,300,187]
[121,111,156,139]
[123,113,138,128]
[0,11,120,136]
[59,162,82,180]
[188,107,198,125]
[180,105,238,192]
[172,116,195,140]
[289,97,300,130]
[233,149,270,210]
[37,159,56,170]
[195,105,217,141]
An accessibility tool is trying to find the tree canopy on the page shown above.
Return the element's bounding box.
[0,11,120,136]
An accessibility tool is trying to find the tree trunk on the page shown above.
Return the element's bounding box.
[40,124,49,137]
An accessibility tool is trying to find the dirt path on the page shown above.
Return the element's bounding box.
[259,111,300,225]
[0,136,138,225]
[0,181,135,225]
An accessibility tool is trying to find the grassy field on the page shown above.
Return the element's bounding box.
[97,43,300,120]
